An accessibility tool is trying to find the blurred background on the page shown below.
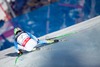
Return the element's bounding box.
[0,0,100,50]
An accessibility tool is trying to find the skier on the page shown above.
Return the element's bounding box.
[14,27,58,56]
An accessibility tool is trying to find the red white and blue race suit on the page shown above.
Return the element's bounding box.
[14,31,47,53]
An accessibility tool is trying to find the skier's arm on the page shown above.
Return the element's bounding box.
[14,41,24,53]
[27,32,38,41]
[14,41,24,56]
[14,41,20,53]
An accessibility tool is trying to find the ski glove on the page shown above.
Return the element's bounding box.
[18,49,23,56]
[54,39,59,43]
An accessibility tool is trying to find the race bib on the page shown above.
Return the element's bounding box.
[17,33,30,45]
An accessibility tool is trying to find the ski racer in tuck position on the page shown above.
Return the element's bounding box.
[14,27,59,56]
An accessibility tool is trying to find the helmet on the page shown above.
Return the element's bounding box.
[14,27,22,35]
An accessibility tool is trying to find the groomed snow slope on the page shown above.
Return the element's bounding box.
[0,16,100,67]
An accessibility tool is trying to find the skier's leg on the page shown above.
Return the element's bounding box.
[38,40,47,45]
[24,39,37,51]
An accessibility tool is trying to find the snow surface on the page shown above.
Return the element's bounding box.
[0,16,100,67]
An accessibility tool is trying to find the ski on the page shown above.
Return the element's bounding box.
[15,54,22,65]
[14,38,67,65]
[32,38,67,51]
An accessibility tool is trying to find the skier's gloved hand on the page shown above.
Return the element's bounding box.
[18,49,23,56]
[37,39,40,43]
[54,39,59,43]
